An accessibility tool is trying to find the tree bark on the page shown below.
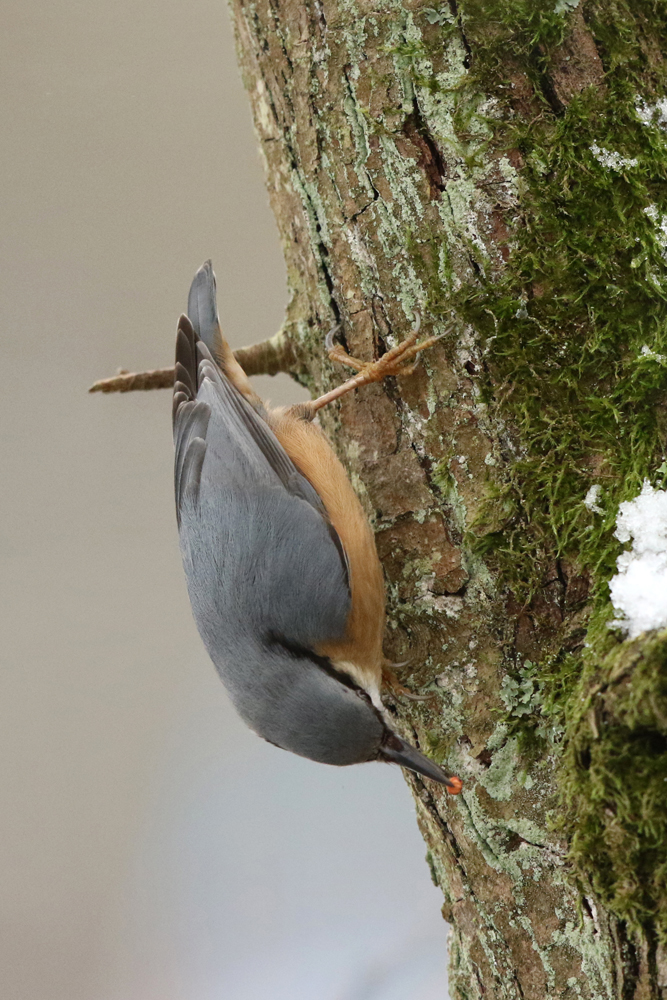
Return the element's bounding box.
[226,0,667,996]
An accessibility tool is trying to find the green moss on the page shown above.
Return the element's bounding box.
[423,11,667,611]
[560,631,667,935]
[397,0,667,594]
[462,73,667,589]
[409,0,667,935]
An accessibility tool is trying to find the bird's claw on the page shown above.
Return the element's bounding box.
[308,313,447,414]
[382,664,431,702]
[326,312,443,384]
[325,324,368,371]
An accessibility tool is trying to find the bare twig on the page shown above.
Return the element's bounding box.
[89,328,299,394]
[89,368,175,394]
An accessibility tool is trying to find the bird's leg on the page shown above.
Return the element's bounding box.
[89,315,444,403]
[302,314,446,416]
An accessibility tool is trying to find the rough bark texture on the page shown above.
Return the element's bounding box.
[226,1,667,996]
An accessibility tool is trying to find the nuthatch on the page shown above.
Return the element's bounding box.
[172,262,462,792]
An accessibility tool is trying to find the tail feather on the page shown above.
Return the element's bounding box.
[172,316,199,427]
[185,260,264,411]
[187,260,225,363]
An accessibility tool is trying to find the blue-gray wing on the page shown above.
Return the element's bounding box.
[173,316,351,659]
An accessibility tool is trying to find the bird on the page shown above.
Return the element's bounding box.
[172,261,462,793]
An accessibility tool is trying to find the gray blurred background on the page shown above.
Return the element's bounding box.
[0,2,450,997]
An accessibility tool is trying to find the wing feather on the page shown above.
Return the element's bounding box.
[172,315,351,651]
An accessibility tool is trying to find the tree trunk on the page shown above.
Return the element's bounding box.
[227,0,667,995]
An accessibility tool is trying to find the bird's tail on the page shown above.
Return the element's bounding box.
[187,260,225,363]
[186,261,261,407]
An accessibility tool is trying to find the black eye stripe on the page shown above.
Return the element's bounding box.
[264,633,389,731]
[265,633,361,693]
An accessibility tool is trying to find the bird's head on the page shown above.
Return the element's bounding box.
[223,638,462,793]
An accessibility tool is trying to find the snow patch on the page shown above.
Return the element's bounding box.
[640,344,667,364]
[609,480,667,638]
[636,96,667,130]
[584,484,604,514]
[644,204,667,263]
[590,143,638,171]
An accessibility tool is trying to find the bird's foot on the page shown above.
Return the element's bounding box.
[327,313,441,379]
[306,314,444,414]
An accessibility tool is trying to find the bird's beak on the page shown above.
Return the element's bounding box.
[380,732,462,794]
